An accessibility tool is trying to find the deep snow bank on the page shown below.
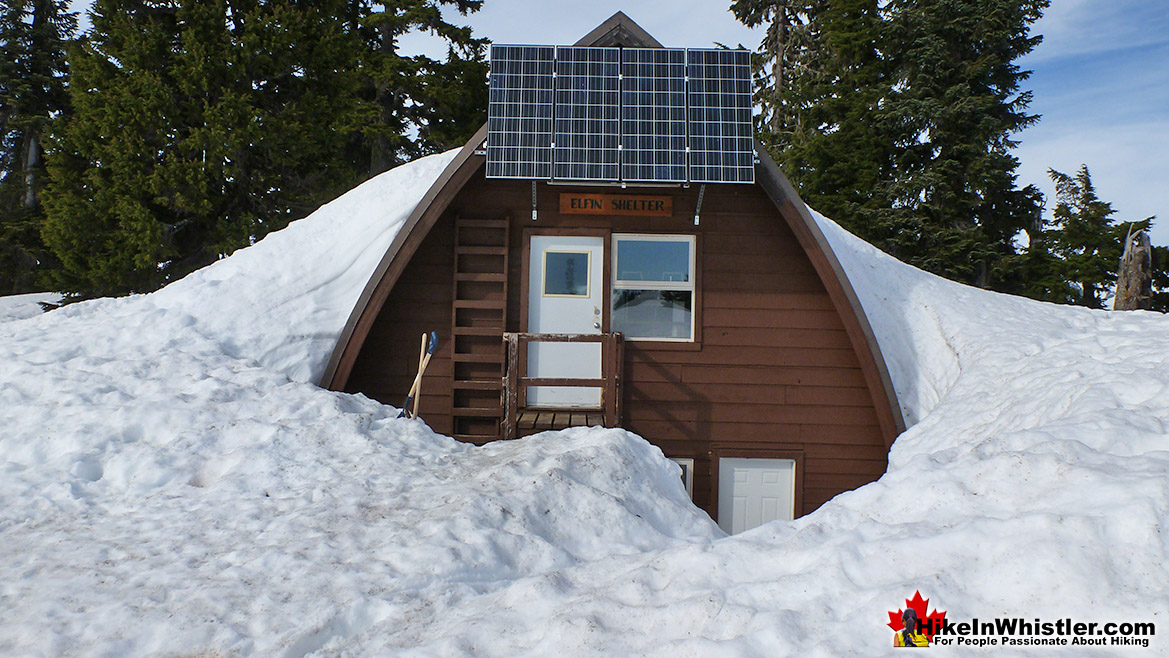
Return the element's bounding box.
[1,150,455,387]
[150,150,459,383]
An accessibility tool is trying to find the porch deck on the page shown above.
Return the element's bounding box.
[502,331,624,440]
[516,409,607,434]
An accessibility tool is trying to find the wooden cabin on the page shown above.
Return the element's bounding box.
[321,13,905,534]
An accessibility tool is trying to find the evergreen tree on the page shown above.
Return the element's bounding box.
[882,0,1048,288]
[1152,246,1169,313]
[357,0,487,176]
[1042,165,1150,308]
[413,47,489,154]
[735,0,899,246]
[730,0,823,146]
[0,0,76,294]
[41,0,371,298]
[737,0,1049,291]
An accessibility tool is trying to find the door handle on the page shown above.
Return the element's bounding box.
[593,321,601,330]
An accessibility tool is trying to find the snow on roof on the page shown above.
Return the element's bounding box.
[2,153,1167,655]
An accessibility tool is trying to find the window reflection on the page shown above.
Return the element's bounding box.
[544,251,590,296]
[612,290,693,339]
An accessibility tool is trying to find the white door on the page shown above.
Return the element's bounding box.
[718,458,796,534]
[527,235,604,407]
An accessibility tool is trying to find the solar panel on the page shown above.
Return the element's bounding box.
[553,47,621,181]
[486,45,555,179]
[686,49,754,184]
[486,44,755,184]
[621,48,688,183]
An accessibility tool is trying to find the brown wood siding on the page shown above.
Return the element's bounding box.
[478,174,885,518]
[344,212,457,436]
[342,169,890,521]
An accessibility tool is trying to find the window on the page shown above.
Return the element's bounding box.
[670,457,695,498]
[612,234,695,341]
[543,250,591,297]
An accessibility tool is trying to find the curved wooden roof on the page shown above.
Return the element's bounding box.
[320,12,906,444]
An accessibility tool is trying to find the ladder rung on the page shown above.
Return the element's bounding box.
[453,326,503,336]
[452,353,504,363]
[453,300,505,309]
[453,379,502,390]
[451,407,503,417]
[457,218,509,229]
[457,246,507,255]
[455,272,506,282]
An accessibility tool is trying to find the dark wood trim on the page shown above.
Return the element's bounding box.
[710,448,806,525]
[524,227,612,237]
[321,126,487,390]
[694,232,703,346]
[519,231,531,334]
[601,230,612,334]
[753,145,907,444]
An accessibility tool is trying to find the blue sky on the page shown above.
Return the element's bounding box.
[1015,1,1169,245]
[73,1,1167,244]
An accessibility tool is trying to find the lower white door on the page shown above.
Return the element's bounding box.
[527,235,604,407]
[718,457,796,534]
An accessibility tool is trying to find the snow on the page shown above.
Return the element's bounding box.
[0,291,60,323]
[2,151,1168,656]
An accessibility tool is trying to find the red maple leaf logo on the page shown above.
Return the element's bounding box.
[888,590,947,641]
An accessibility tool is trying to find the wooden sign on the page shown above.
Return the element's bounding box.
[560,193,673,217]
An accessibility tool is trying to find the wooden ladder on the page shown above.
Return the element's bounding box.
[449,217,510,443]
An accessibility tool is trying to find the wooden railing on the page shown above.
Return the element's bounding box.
[502,332,624,440]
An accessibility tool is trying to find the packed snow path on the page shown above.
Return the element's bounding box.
[2,153,1166,656]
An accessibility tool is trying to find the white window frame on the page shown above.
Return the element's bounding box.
[541,249,592,298]
[611,233,696,342]
[669,457,695,499]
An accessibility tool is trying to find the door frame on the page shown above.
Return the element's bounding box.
[521,228,612,335]
[711,448,805,526]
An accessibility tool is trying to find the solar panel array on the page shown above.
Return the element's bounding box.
[487,45,754,184]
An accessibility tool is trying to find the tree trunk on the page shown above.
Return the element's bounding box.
[769,14,785,134]
[1114,228,1153,310]
[369,22,397,177]
[22,133,40,209]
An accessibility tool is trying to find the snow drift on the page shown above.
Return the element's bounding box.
[2,151,1167,656]
[0,292,60,323]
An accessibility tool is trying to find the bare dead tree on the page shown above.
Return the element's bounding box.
[1114,226,1153,310]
